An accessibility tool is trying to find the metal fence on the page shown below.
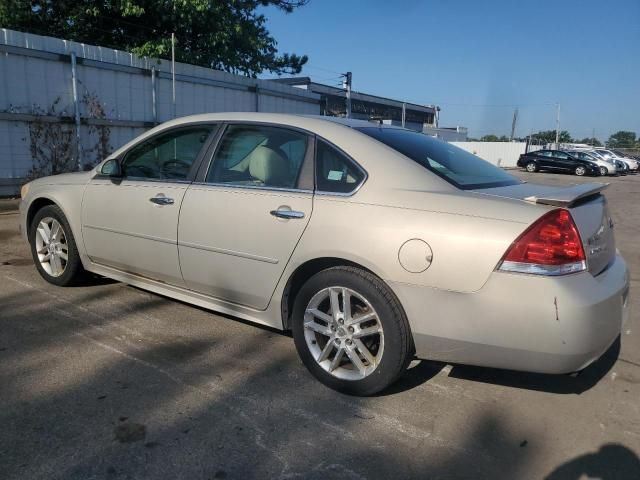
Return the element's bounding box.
[0,29,320,195]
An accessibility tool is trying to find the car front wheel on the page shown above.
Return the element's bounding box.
[526,162,538,173]
[29,205,85,286]
[575,165,587,176]
[292,266,413,396]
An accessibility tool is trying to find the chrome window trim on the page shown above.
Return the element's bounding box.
[91,177,194,185]
[190,181,314,196]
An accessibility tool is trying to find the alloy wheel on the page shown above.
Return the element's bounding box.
[303,286,384,381]
[35,217,68,277]
[526,162,536,172]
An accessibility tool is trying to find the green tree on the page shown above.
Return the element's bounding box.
[607,131,637,148]
[480,134,499,142]
[531,130,573,144]
[577,137,602,147]
[0,0,309,76]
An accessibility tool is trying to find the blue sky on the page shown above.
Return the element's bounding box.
[261,0,640,141]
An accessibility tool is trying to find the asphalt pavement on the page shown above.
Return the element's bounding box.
[1,171,639,479]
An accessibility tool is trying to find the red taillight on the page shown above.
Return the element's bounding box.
[499,209,586,276]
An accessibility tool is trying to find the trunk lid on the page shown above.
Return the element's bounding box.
[476,182,616,276]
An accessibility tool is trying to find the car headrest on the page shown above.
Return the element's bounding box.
[248,146,289,186]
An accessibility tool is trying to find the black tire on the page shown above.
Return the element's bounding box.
[525,162,538,173]
[575,165,586,176]
[291,266,413,396]
[29,204,85,286]
[599,166,608,176]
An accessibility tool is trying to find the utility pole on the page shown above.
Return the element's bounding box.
[555,103,560,146]
[510,107,519,141]
[343,71,352,118]
[171,32,176,118]
[401,102,406,128]
[591,128,596,146]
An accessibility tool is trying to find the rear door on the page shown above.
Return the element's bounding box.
[82,124,216,285]
[177,123,314,310]
[550,151,575,171]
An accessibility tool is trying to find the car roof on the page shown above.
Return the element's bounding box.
[141,112,401,132]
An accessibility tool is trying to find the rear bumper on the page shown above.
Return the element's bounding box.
[392,253,630,374]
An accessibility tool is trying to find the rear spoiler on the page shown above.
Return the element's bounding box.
[524,183,609,207]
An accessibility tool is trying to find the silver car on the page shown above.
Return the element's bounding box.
[566,150,617,176]
[595,148,639,171]
[19,113,630,395]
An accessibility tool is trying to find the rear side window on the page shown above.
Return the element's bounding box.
[356,127,519,190]
[315,140,365,194]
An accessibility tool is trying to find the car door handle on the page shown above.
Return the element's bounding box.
[149,196,175,206]
[270,209,305,219]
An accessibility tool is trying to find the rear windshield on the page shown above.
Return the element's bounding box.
[356,127,520,190]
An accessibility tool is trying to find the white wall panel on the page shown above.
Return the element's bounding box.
[451,142,543,167]
[0,28,320,191]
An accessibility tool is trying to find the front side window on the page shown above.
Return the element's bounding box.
[122,126,213,180]
[206,125,308,189]
[551,151,569,159]
[535,150,553,157]
[315,140,365,194]
[356,127,520,190]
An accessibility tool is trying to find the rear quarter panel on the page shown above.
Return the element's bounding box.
[290,194,536,293]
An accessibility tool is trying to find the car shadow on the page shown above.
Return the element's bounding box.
[545,443,640,480]
[375,359,447,396]
[445,336,621,395]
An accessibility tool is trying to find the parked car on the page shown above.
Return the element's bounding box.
[595,148,639,172]
[588,150,628,175]
[517,149,601,176]
[19,113,629,395]
[566,150,617,176]
[612,149,640,161]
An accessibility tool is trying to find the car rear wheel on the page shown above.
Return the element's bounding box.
[292,266,413,396]
[575,165,587,176]
[525,162,538,173]
[29,205,85,286]
[599,166,608,176]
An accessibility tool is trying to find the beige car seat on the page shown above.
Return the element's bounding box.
[247,146,290,186]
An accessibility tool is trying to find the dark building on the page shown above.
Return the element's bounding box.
[271,77,437,132]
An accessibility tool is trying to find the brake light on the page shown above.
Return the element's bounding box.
[498,209,586,276]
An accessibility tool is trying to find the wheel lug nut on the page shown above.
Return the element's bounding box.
[346,339,352,345]
[338,319,344,325]
[348,326,354,333]
[330,325,336,331]
[335,338,341,345]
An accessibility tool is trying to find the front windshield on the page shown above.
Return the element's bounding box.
[356,127,521,190]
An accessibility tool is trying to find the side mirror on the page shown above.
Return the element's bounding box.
[101,159,122,177]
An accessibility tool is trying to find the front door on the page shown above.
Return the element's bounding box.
[82,125,215,285]
[178,123,313,310]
